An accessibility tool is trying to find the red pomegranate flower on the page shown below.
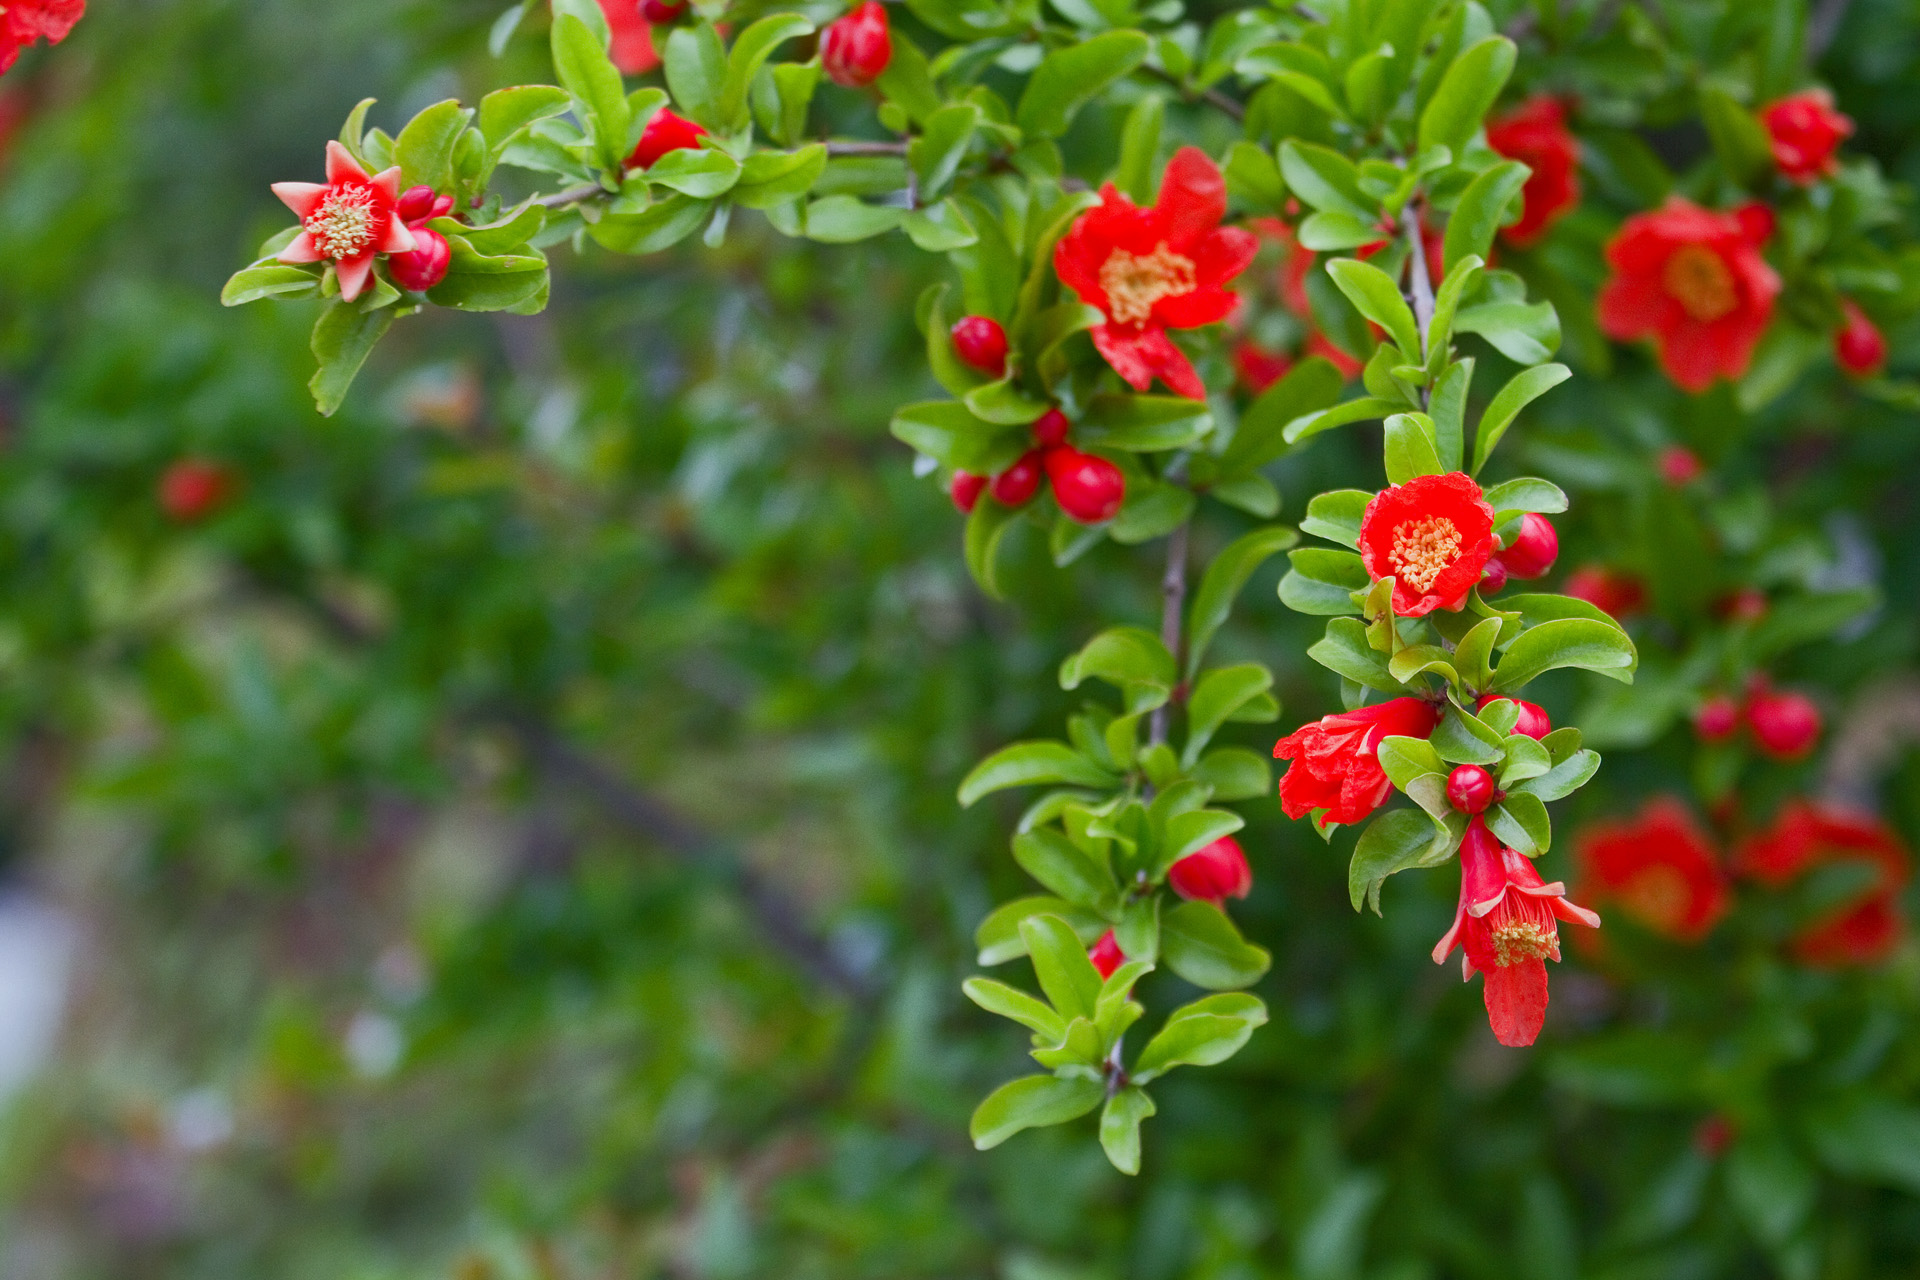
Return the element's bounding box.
[1597,199,1781,393]
[1485,96,1581,246]
[1575,797,1727,942]
[594,0,659,75]
[1736,801,1910,967]
[1273,696,1441,825]
[1760,89,1852,185]
[1357,473,1497,617]
[1434,818,1600,1047]
[0,0,84,76]
[273,141,416,304]
[1054,148,1258,399]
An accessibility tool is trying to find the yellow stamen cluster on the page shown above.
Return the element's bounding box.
[1100,243,1197,325]
[1662,244,1737,322]
[1388,516,1463,593]
[1491,919,1559,966]
[307,185,378,261]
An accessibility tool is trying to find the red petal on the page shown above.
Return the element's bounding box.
[277,232,323,264]
[334,253,374,302]
[380,218,418,255]
[272,181,328,221]
[1092,324,1204,398]
[1659,322,1729,392]
[325,139,370,187]
[1482,960,1549,1047]
[370,166,404,202]
[1193,225,1259,287]
[1157,146,1226,251]
[1154,285,1237,329]
[1595,274,1676,341]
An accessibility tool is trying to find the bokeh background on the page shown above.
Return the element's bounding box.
[3,1,1920,1277]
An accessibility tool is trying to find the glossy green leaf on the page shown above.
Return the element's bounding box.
[959,741,1120,806]
[1160,901,1271,990]
[1417,36,1516,155]
[1186,526,1300,677]
[1131,993,1268,1082]
[1491,618,1638,691]
[970,1075,1105,1150]
[1099,1087,1157,1175]
[1472,363,1570,474]
[1016,32,1151,138]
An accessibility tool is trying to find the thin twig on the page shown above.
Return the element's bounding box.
[824,139,910,155]
[1141,64,1247,123]
[533,182,607,209]
[1148,521,1190,749]
[1808,0,1853,59]
[1401,203,1436,410]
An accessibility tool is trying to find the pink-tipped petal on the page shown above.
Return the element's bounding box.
[272,182,329,220]
[277,232,324,264]
[324,140,371,186]
[370,166,404,201]
[380,220,418,255]
[334,253,374,302]
[1551,897,1603,929]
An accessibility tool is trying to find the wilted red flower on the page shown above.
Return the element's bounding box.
[0,0,84,76]
[273,141,416,304]
[1563,565,1646,619]
[1597,199,1781,392]
[1089,929,1124,979]
[822,1,891,88]
[1274,696,1441,825]
[1358,472,1497,617]
[628,108,708,170]
[595,0,659,75]
[1760,89,1852,185]
[1168,835,1252,905]
[1575,797,1728,941]
[1485,96,1581,246]
[1435,818,1601,1047]
[1736,801,1910,967]
[1834,299,1887,377]
[1055,148,1259,399]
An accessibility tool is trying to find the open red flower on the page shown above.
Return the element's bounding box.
[1055,147,1258,399]
[1761,89,1852,185]
[1274,696,1441,825]
[1357,472,1497,617]
[273,141,416,304]
[1435,818,1601,1047]
[595,0,659,75]
[1597,199,1781,393]
[1485,96,1581,246]
[1575,797,1727,942]
[0,0,84,75]
[1735,801,1910,967]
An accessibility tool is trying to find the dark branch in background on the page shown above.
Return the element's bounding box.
[1148,522,1189,749]
[1141,65,1247,124]
[1809,0,1853,60]
[1401,203,1436,411]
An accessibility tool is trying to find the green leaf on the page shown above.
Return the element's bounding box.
[1161,809,1246,873]
[1219,356,1344,475]
[664,24,727,129]
[1431,704,1505,765]
[1131,994,1268,1082]
[1806,1095,1920,1195]
[426,239,550,314]
[976,895,1104,964]
[959,741,1120,806]
[221,263,321,306]
[1060,626,1176,712]
[1020,914,1103,1021]
[963,486,1022,598]
[1376,734,1447,788]
[1491,618,1638,691]
[1416,35,1516,155]
[1278,141,1374,219]
[1349,807,1450,913]
[1487,791,1551,855]
[970,1075,1105,1150]
[1099,1087,1157,1176]
[1326,258,1420,366]
[1182,664,1278,765]
[643,146,741,198]
[338,96,379,161]
[1427,358,1472,473]
[394,100,472,194]
[1700,86,1774,188]
[1383,413,1443,484]
[1455,297,1561,366]
[909,103,982,200]
[1283,397,1398,445]
[889,399,1024,474]
[1442,162,1528,276]
[1076,394,1212,451]
[1299,489,1370,548]
[1278,547,1368,616]
[307,301,395,417]
[1186,526,1300,678]
[1472,363,1570,474]
[1160,901,1271,990]
[1115,95,1165,204]
[1192,748,1270,800]
[962,977,1068,1041]
[1483,477,1568,520]
[733,144,828,209]
[553,14,631,173]
[872,32,943,124]
[1308,618,1402,692]
[1223,138,1286,215]
[803,195,904,242]
[1016,31,1151,138]
[1424,253,1484,369]
[479,85,572,160]
[1508,749,1600,802]
[1298,210,1385,251]
[720,13,812,131]
[1013,828,1117,907]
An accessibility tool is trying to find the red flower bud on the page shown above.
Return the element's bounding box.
[950,471,986,514]
[1746,686,1821,759]
[1835,299,1887,377]
[1479,557,1509,595]
[1044,446,1125,524]
[1657,446,1702,487]
[627,108,708,171]
[159,459,235,523]
[1693,1114,1737,1158]
[1477,694,1552,740]
[1167,835,1252,906]
[1733,201,1776,247]
[1693,694,1741,743]
[1563,565,1646,620]
[1032,407,1070,448]
[1761,89,1853,185]
[949,315,1008,378]
[1089,929,1125,979]
[821,1,891,88]
[639,0,685,21]
[1495,513,1559,580]
[988,450,1043,507]
[1446,764,1497,815]
[1714,587,1768,623]
[396,184,439,224]
[387,224,451,292]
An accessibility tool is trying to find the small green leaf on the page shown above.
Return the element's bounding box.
[1183,664,1278,765]
[1016,31,1151,138]
[1278,140,1375,219]
[664,24,727,129]
[959,741,1121,806]
[1482,477,1568,519]
[1487,791,1551,855]
[395,100,472,194]
[1349,807,1451,913]
[1186,526,1300,677]
[1219,356,1344,474]
[1327,258,1421,366]
[308,301,395,416]
[1014,828,1118,906]
[970,1075,1105,1150]
[1299,489,1371,548]
[1060,626,1177,712]
[1160,901,1271,990]
[963,977,1068,1041]
[720,13,812,131]
[1417,36,1516,156]
[1472,363,1570,474]
[1383,413,1443,484]
[1308,617,1402,692]
[1491,618,1638,691]
[1099,1087,1157,1175]
[1442,162,1528,276]
[975,895,1104,965]
[221,263,321,306]
[1131,993,1268,1082]
[1700,86,1774,188]
[553,14,631,173]
[1283,397,1398,445]
[1021,914,1103,1022]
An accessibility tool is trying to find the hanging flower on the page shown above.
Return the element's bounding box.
[594,0,659,75]
[1054,148,1259,399]
[1274,696,1441,825]
[1736,801,1910,967]
[1574,797,1728,942]
[273,141,416,304]
[1434,818,1601,1047]
[1597,198,1781,393]
[1357,472,1497,617]
[1485,96,1582,246]
[0,0,84,76]
[1760,88,1852,185]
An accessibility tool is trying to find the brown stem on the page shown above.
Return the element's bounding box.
[1148,521,1190,748]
